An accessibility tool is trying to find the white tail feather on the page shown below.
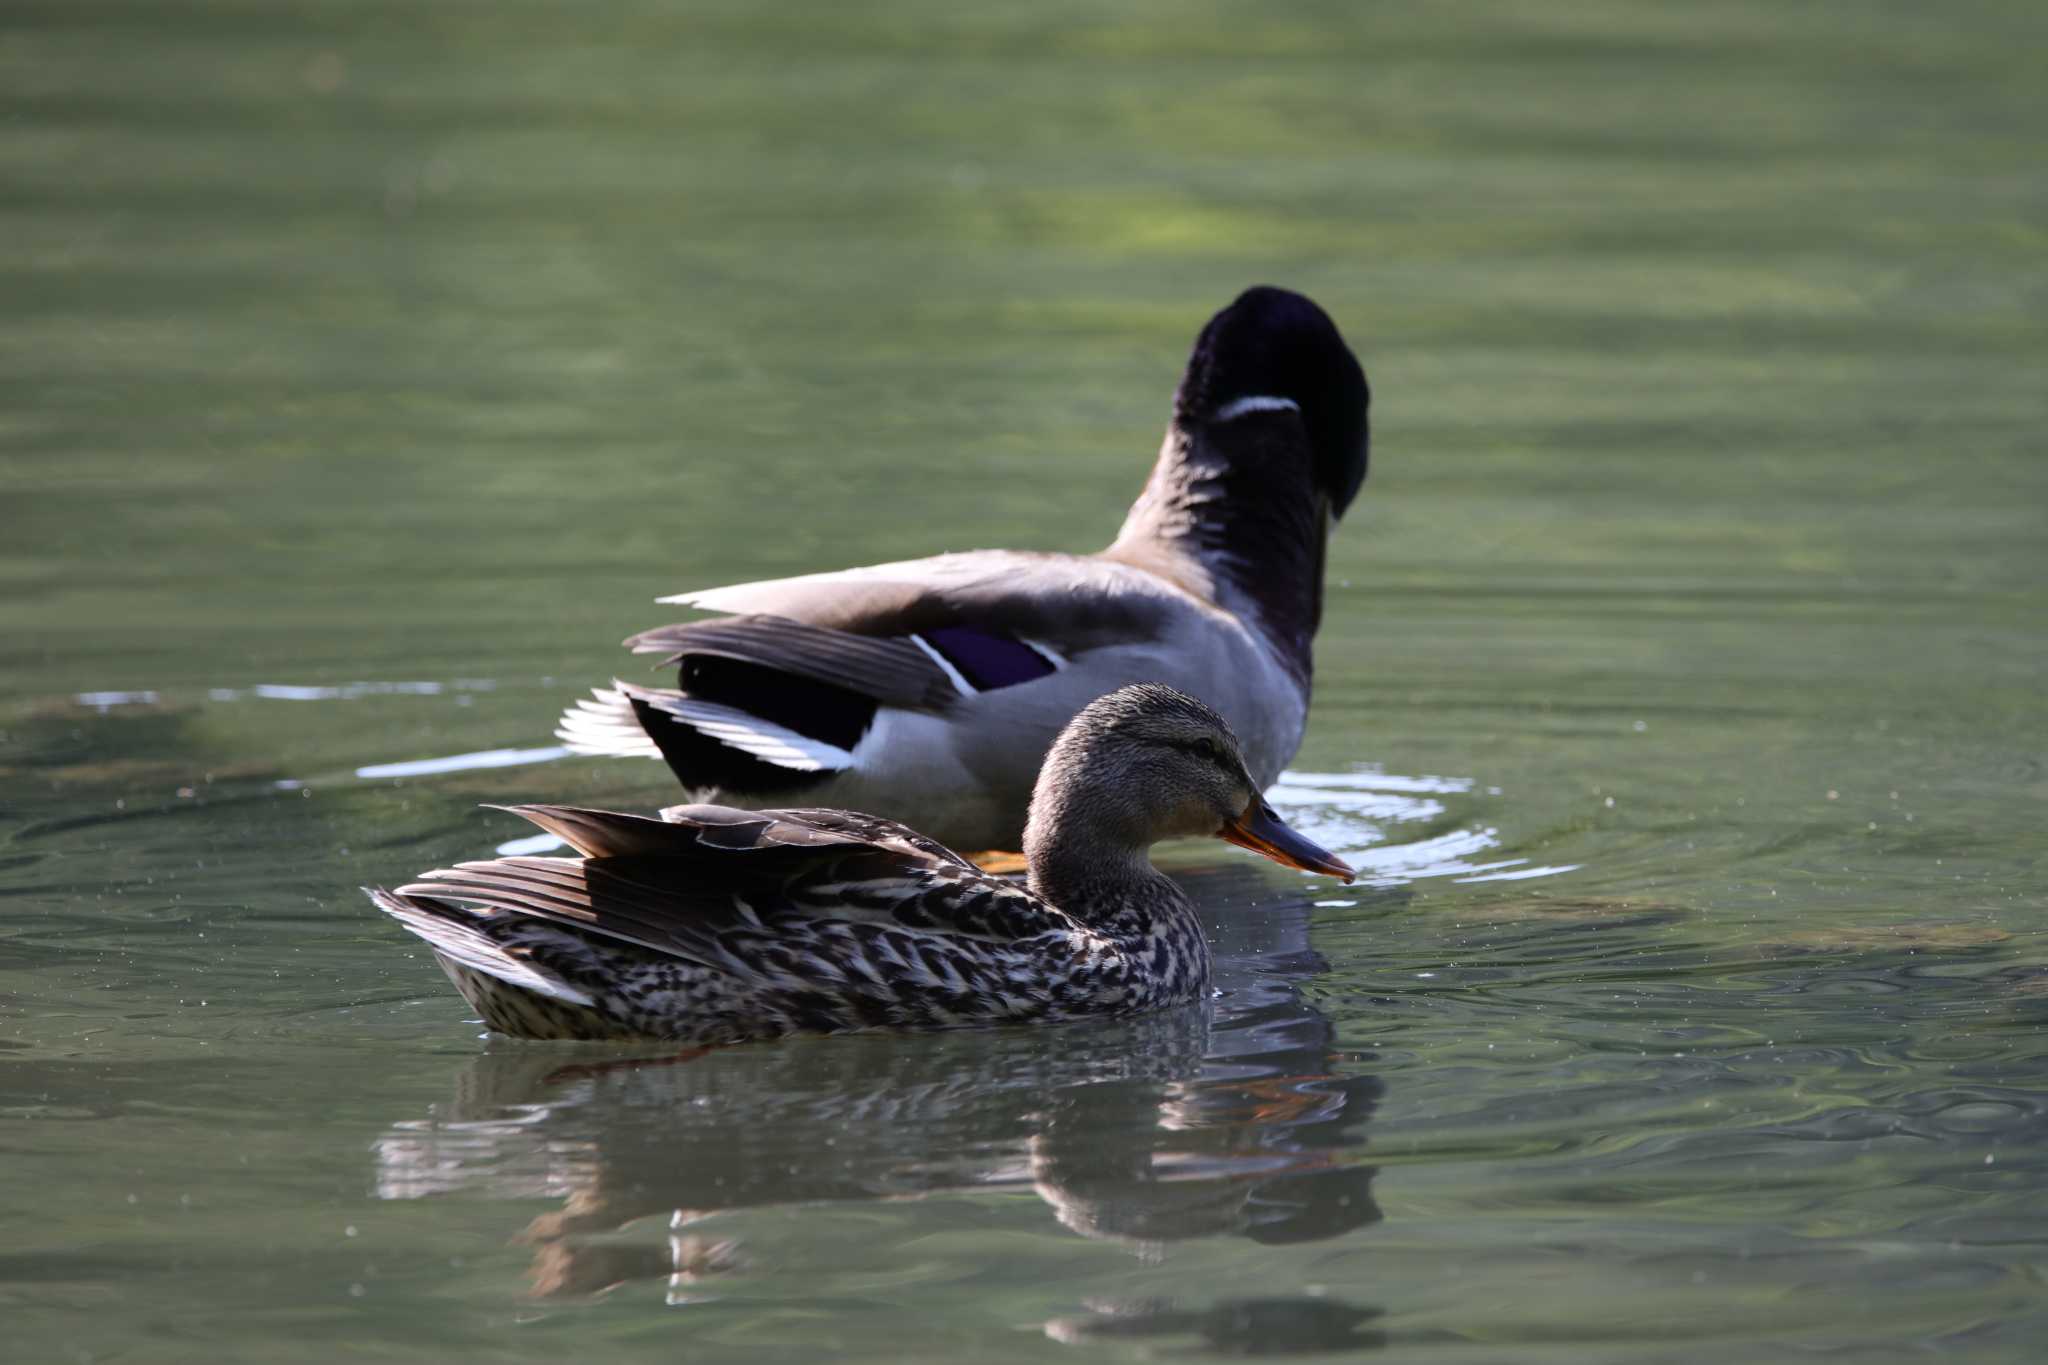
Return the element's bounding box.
[555,685,663,758]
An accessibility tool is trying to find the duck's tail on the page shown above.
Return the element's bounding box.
[554,682,663,759]
[365,886,597,1009]
[554,679,856,796]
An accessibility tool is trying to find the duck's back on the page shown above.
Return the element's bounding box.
[559,548,1304,850]
[366,803,1159,1044]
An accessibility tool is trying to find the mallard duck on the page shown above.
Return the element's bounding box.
[556,286,1371,852]
[369,684,1353,1044]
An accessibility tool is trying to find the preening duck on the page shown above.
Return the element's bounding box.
[557,286,1372,852]
[371,685,1353,1044]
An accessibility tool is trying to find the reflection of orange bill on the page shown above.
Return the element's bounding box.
[1218,801,1356,882]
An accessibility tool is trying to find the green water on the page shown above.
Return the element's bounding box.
[4,1,2045,1359]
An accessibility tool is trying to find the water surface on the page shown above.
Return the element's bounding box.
[4,2,2046,1360]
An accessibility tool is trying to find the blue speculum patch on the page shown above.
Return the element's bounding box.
[919,626,1058,692]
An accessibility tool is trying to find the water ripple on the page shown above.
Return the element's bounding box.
[1273,768,1576,889]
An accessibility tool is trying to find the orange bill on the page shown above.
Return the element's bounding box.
[1218,800,1356,882]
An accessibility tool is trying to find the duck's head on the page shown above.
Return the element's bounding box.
[1025,684,1354,882]
[1173,286,1370,518]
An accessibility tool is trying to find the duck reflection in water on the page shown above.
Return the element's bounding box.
[373,865,1391,1308]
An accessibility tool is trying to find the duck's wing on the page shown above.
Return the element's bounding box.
[557,550,1205,791]
[553,613,968,776]
[638,549,1200,695]
[388,805,1075,973]
[659,549,1193,650]
[625,614,961,710]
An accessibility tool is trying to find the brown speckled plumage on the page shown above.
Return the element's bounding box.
[368,685,1350,1044]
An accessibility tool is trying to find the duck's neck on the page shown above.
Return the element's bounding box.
[1103,419,1328,687]
[1022,789,1200,945]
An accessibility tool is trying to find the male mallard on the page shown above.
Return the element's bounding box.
[370,685,1353,1044]
[557,287,1371,852]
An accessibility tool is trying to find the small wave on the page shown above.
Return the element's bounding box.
[494,832,570,857]
[1272,769,1574,888]
[74,690,163,711]
[356,746,572,780]
[223,679,500,702]
[1277,767,1471,795]
[73,678,505,708]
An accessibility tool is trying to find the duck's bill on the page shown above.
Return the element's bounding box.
[1218,800,1356,882]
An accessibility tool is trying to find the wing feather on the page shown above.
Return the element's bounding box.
[391,805,1076,973]
[625,614,959,710]
[653,551,1186,658]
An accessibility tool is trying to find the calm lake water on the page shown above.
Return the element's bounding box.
[4,2,2045,1360]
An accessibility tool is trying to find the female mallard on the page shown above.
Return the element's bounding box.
[370,685,1353,1043]
[556,286,1371,853]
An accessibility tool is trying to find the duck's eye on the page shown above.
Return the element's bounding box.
[1194,737,1223,764]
